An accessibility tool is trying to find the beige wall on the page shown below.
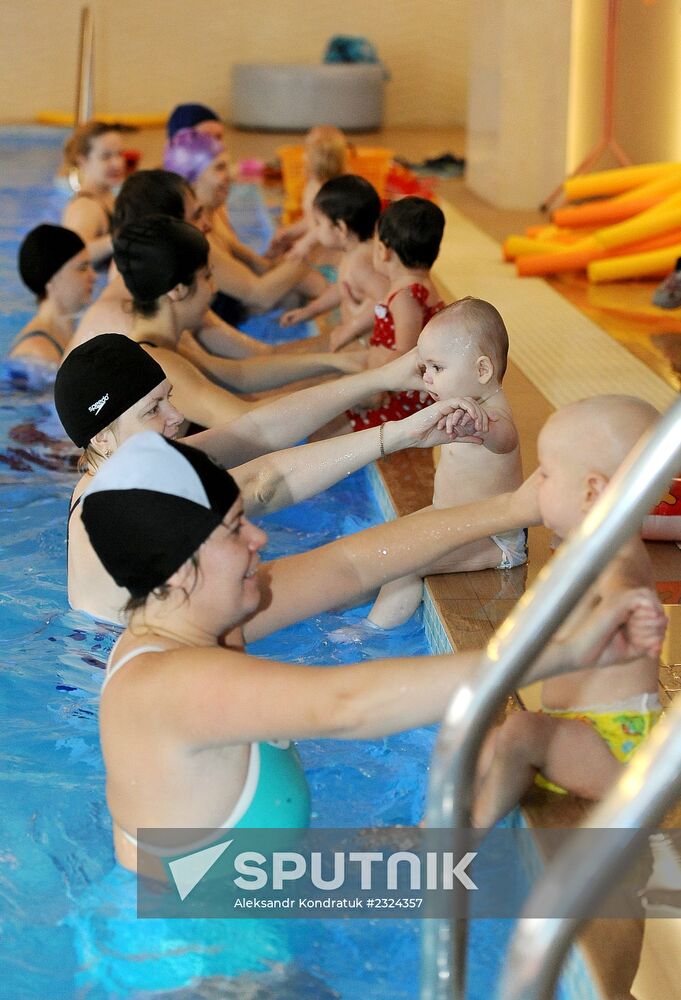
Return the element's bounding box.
[0,0,469,127]
[569,0,681,170]
[466,0,573,208]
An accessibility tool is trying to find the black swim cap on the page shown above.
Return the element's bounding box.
[113,214,209,301]
[18,224,85,297]
[82,432,240,599]
[54,334,166,447]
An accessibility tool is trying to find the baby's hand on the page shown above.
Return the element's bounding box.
[436,397,490,438]
[280,308,306,328]
[622,589,668,659]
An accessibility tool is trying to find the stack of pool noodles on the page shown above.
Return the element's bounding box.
[504,162,681,283]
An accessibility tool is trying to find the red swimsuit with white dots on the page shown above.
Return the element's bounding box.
[346,283,445,431]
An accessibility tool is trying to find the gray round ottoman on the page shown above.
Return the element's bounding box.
[231,63,384,132]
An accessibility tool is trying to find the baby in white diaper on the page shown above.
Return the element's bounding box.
[369,297,525,628]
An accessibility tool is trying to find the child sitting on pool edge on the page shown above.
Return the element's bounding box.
[279,175,388,350]
[472,394,664,827]
[369,297,524,627]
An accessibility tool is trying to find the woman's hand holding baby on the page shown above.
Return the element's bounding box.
[509,468,542,527]
[284,232,316,263]
[266,228,295,260]
[434,396,490,439]
[384,397,488,452]
[381,348,427,393]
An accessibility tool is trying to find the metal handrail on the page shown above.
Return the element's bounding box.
[499,696,681,1000]
[74,6,94,126]
[420,394,681,1000]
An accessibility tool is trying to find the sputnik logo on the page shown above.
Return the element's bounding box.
[167,839,233,900]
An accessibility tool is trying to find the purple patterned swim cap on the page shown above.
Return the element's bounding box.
[163,127,225,183]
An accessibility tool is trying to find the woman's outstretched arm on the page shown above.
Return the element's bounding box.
[156,585,664,748]
[232,397,480,517]
[177,331,365,392]
[187,347,425,466]
[243,473,541,642]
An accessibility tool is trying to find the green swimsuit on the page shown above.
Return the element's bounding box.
[103,644,311,856]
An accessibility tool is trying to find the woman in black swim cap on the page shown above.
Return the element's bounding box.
[9,224,95,363]
[80,431,662,876]
[56,335,482,623]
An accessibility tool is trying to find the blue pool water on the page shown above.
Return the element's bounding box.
[0,128,575,1000]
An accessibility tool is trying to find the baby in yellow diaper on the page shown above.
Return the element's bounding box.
[473,394,666,826]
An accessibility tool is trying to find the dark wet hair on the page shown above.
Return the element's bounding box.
[113,169,191,233]
[113,215,209,316]
[378,197,445,269]
[313,175,381,242]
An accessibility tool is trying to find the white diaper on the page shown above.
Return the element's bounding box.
[491,528,528,570]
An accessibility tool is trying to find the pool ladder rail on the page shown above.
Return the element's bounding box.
[420,394,681,1000]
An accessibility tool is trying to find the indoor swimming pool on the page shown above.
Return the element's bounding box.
[0,127,587,999]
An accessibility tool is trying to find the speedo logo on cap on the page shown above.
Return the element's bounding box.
[88,393,110,416]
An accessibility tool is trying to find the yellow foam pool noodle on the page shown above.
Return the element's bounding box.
[503,236,563,261]
[588,243,681,283]
[563,163,679,202]
[595,195,681,251]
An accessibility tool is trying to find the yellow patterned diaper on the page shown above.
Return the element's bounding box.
[535,696,662,795]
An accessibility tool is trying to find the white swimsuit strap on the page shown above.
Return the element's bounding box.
[102,643,167,692]
[119,743,261,854]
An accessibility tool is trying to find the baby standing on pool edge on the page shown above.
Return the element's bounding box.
[369,296,525,627]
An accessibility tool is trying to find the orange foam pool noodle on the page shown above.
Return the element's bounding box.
[525,224,560,239]
[611,230,681,257]
[553,196,663,229]
[516,238,603,277]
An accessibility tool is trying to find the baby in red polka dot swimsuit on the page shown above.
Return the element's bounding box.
[346,197,447,432]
